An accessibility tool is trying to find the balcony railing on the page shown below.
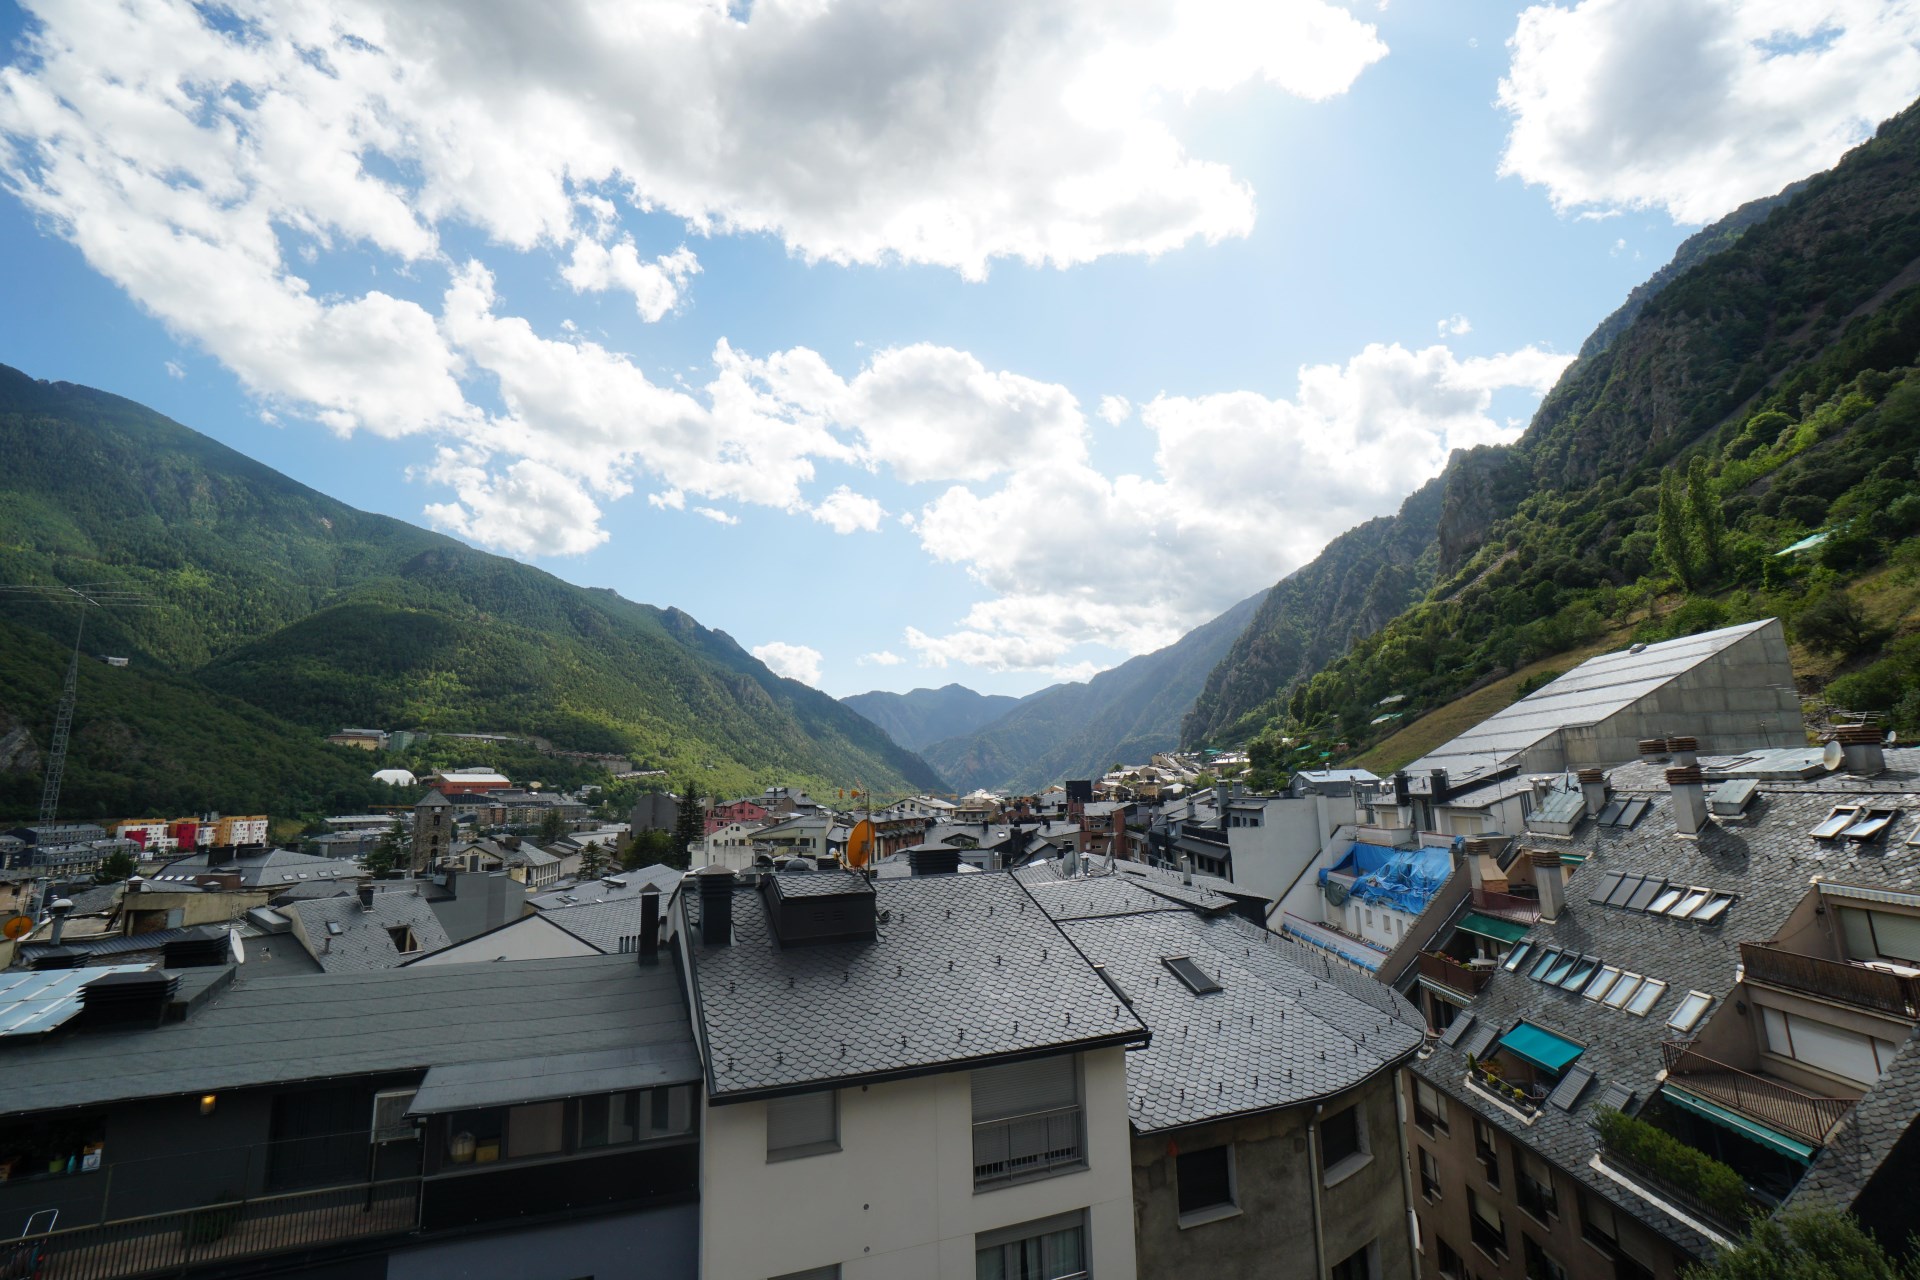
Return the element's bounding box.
[1473,888,1541,924]
[972,1105,1085,1189]
[1468,1061,1543,1116]
[6,1179,419,1280]
[1661,1042,1855,1147]
[1594,1147,1755,1238]
[1739,944,1920,1019]
[1418,951,1495,997]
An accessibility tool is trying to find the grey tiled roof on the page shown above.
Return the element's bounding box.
[529,863,684,909]
[0,954,691,1115]
[157,848,363,889]
[285,890,452,973]
[540,895,665,953]
[1415,748,1920,1258]
[682,870,1150,1102]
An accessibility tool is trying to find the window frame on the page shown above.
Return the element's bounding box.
[974,1210,1089,1280]
[1320,1103,1371,1185]
[1414,1078,1450,1137]
[766,1089,841,1163]
[1176,1143,1240,1227]
[1418,1145,1443,1202]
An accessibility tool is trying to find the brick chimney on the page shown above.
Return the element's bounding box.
[1576,768,1607,818]
[1528,849,1566,920]
[1667,764,1709,836]
[1667,735,1699,768]
[1836,725,1887,777]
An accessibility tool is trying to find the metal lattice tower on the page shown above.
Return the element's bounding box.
[0,583,148,825]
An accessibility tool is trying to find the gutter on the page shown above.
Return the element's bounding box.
[1308,1102,1328,1280]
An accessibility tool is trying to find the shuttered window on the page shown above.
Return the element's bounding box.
[972,1055,1078,1123]
[767,1090,839,1161]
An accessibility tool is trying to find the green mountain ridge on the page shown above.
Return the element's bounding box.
[1203,96,1920,764]
[839,684,1029,754]
[0,366,939,820]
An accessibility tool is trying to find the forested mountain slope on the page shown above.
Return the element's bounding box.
[840,684,1027,753]
[1221,97,1920,780]
[0,366,939,819]
[922,590,1263,793]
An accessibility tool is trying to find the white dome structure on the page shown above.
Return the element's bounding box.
[372,768,418,786]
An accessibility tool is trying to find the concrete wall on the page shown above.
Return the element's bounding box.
[1222,797,1328,903]
[697,1048,1137,1280]
[1130,1071,1412,1280]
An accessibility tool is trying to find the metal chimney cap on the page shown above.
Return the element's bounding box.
[48,898,73,915]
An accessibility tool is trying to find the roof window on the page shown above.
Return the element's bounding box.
[1667,991,1713,1032]
[1843,808,1900,843]
[1162,955,1223,995]
[1811,806,1862,840]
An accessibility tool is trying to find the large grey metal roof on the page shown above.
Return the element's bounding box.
[682,870,1150,1103]
[0,953,691,1116]
[1405,620,1774,781]
[407,1041,702,1115]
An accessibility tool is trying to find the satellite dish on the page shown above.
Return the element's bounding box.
[1823,740,1845,772]
[1889,730,1899,746]
[2,915,33,941]
[846,819,875,869]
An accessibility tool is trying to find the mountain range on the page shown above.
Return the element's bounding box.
[837,685,1028,753]
[0,367,939,822]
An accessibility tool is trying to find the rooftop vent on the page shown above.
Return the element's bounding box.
[78,970,179,1030]
[1835,724,1887,777]
[1637,738,1670,763]
[762,871,877,947]
[161,929,230,969]
[908,846,961,877]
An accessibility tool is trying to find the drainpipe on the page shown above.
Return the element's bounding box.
[1393,1071,1423,1277]
[1308,1103,1328,1280]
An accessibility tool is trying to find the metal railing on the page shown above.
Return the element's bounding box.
[1418,951,1494,996]
[1473,888,1541,923]
[1594,1147,1755,1238]
[1661,1042,1855,1146]
[1739,944,1920,1019]
[7,1179,419,1280]
[972,1105,1084,1189]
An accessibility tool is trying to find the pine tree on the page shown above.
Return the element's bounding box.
[669,778,703,870]
[365,819,405,877]
[579,839,609,879]
[1685,456,1726,579]
[94,850,136,884]
[1656,469,1696,589]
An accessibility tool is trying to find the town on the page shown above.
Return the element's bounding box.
[0,617,1913,1279]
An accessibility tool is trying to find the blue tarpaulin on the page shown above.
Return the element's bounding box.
[1332,843,1452,914]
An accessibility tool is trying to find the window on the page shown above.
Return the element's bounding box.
[387,926,419,953]
[1419,1146,1443,1201]
[1330,1242,1374,1280]
[1469,1189,1506,1260]
[975,1211,1087,1280]
[1624,979,1667,1017]
[973,1056,1084,1188]
[0,1115,104,1180]
[1177,1144,1237,1224]
[1503,942,1533,972]
[1837,906,1920,965]
[1580,1190,1618,1251]
[1162,955,1223,994]
[767,1090,839,1162]
[1585,966,1622,1002]
[442,1099,568,1165]
[1811,806,1862,840]
[1523,1235,1568,1280]
[1473,1118,1501,1189]
[1603,973,1643,1009]
[1517,1150,1556,1222]
[1414,1079,1450,1136]
[579,1086,694,1148]
[1667,991,1713,1033]
[1435,1238,1465,1280]
[1761,1006,1900,1085]
[1321,1104,1367,1180]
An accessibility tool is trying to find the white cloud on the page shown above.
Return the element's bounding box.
[1436,313,1472,336]
[811,485,886,534]
[1097,395,1132,425]
[164,360,185,379]
[421,451,610,557]
[1498,0,1920,223]
[694,506,739,525]
[857,650,905,667]
[561,240,701,322]
[751,640,824,687]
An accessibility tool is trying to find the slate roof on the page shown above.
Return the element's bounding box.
[0,954,691,1116]
[539,896,665,953]
[284,890,452,973]
[156,848,363,889]
[529,864,684,909]
[1414,746,1920,1259]
[681,870,1150,1103]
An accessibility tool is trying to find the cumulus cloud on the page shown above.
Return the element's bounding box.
[1097,395,1133,425]
[1498,0,1920,223]
[858,650,905,667]
[694,506,739,525]
[752,641,824,687]
[1437,313,1472,336]
[811,486,886,534]
[561,240,700,321]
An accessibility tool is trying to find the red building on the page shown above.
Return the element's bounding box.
[704,798,769,835]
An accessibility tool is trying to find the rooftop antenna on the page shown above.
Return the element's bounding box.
[0,582,150,823]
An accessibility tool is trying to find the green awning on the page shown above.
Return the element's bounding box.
[1663,1086,1816,1163]
[1457,912,1530,945]
[1498,1021,1584,1074]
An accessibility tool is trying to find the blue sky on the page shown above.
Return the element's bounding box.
[1,0,1913,697]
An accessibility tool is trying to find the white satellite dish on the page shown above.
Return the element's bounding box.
[1823,740,1845,771]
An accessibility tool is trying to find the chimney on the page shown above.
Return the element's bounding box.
[357,882,375,910]
[1528,849,1567,920]
[1180,855,1193,886]
[1667,735,1699,768]
[908,846,961,876]
[697,867,735,946]
[1214,782,1229,830]
[47,897,73,947]
[1576,768,1608,817]
[1459,843,1485,893]
[638,888,660,966]
[1836,725,1887,777]
[1429,769,1450,805]
[1667,764,1709,836]
[1637,737,1669,764]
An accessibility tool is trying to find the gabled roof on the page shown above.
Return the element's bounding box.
[284,890,452,974]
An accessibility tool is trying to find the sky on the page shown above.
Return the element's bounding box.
[1,0,1916,699]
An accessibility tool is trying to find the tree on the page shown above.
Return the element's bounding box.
[579,839,610,879]
[94,849,136,884]
[1657,468,1698,589]
[537,805,568,844]
[1795,587,1880,657]
[668,778,702,870]
[364,819,405,877]
[1683,1207,1919,1280]
[1686,456,1727,578]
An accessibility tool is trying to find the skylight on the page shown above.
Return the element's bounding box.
[1503,942,1533,972]
[1585,966,1622,1002]
[1625,979,1667,1017]
[1604,974,1643,1009]
[1667,991,1713,1032]
[1843,809,1900,843]
[325,921,344,936]
[1162,955,1222,995]
[1812,807,1862,841]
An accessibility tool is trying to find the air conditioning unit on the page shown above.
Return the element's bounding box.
[371,1088,419,1143]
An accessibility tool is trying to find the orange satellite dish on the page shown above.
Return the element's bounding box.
[846,819,876,869]
[2,915,33,941]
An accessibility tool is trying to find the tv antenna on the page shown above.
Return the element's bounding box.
[0,582,150,823]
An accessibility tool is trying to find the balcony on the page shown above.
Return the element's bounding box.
[1473,888,1541,924]
[1661,1042,1855,1147]
[6,1179,417,1280]
[972,1105,1084,1190]
[1418,950,1495,998]
[1739,944,1920,1019]
[1468,1060,1544,1117]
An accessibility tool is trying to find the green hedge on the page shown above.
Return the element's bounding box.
[1594,1108,1752,1222]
